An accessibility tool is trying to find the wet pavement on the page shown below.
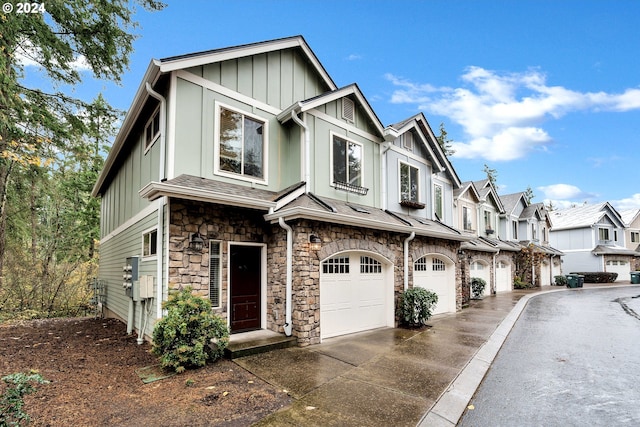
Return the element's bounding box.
[234,283,635,426]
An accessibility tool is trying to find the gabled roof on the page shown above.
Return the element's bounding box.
[92,35,334,197]
[473,180,505,213]
[388,113,462,188]
[620,208,640,227]
[549,202,625,230]
[592,244,639,256]
[278,83,385,137]
[454,181,481,201]
[499,192,528,218]
[383,117,445,171]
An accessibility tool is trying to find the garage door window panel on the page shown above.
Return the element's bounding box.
[323,256,350,274]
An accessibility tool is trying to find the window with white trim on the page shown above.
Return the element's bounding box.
[400,162,419,203]
[332,135,362,187]
[142,229,157,257]
[512,220,518,239]
[463,207,472,231]
[434,184,443,220]
[599,227,610,241]
[360,256,382,274]
[145,108,160,150]
[209,241,221,308]
[322,256,350,274]
[217,105,266,180]
[632,231,639,243]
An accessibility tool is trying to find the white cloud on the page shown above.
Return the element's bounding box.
[346,54,363,61]
[15,39,91,72]
[611,193,640,211]
[387,67,640,161]
[538,184,585,200]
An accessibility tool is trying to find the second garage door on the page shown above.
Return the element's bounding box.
[414,255,456,315]
[320,253,393,340]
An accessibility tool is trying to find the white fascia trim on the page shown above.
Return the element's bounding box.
[308,109,382,142]
[274,186,306,211]
[92,61,161,197]
[139,181,276,211]
[100,203,158,244]
[176,70,282,116]
[160,37,336,91]
[264,207,471,242]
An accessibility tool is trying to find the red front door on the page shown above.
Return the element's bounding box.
[230,245,261,333]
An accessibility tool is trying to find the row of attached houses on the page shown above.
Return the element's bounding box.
[91,36,630,346]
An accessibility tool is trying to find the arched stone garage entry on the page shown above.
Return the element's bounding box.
[319,250,394,340]
[470,259,491,297]
[413,254,457,315]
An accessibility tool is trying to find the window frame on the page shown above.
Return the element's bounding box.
[144,107,160,153]
[434,184,443,220]
[214,102,269,184]
[598,227,610,241]
[631,231,639,243]
[398,160,420,203]
[330,132,364,189]
[209,240,222,309]
[142,227,158,259]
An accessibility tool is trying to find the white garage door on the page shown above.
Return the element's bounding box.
[540,260,552,287]
[414,255,456,315]
[320,253,392,339]
[470,261,490,297]
[606,260,630,282]
[495,261,512,293]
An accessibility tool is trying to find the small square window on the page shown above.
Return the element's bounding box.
[143,229,157,257]
[145,109,160,150]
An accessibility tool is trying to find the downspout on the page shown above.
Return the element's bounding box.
[380,142,391,211]
[290,111,310,193]
[278,217,293,336]
[404,232,416,290]
[492,250,499,294]
[145,83,167,318]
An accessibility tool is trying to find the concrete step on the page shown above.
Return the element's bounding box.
[225,330,297,359]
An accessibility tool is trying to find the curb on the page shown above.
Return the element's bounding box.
[415,285,631,426]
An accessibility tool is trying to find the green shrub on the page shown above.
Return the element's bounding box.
[513,276,528,289]
[470,277,487,299]
[0,371,49,426]
[554,275,568,286]
[152,287,229,373]
[397,287,438,327]
[570,272,617,283]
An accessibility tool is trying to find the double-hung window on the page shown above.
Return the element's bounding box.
[400,162,419,203]
[632,231,639,243]
[599,227,610,241]
[217,105,266,181]
[332,135,362,187]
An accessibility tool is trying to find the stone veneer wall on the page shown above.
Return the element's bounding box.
[168,200,465,347]
[168,200,269,322]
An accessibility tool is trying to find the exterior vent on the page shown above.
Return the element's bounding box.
[342,98,355,122]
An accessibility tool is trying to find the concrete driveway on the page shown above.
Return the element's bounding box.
[235,291,531,426]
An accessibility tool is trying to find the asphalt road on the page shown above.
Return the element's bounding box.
[459,286,640,426]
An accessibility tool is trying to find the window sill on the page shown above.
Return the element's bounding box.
[400,200,425,209]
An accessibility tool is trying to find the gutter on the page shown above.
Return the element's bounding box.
[404,232,416,290]
[278,218,293,336]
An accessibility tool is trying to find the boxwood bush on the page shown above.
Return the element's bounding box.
[471,277,487,299]
[397,287,438,327]
[554,275,568,286]
[152,287,229,373]
[569,272,618,283]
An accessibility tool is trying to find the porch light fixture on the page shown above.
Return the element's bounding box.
[189,232,205,252]
[309,234,322,251]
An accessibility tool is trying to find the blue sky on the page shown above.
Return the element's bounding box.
[21,0,640,210]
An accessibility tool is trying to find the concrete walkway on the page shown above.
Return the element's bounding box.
[236,282,632,427]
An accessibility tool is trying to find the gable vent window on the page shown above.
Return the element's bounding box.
[209,241,221,308]
[403,132,414,150]
[342,98,355,122]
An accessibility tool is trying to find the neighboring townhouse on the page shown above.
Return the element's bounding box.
[620,209,640,271]
[382,113,469,315]
[92,36,473,347]
[499,192,563,287]
[454,180,519,303]
[550,203,639,281]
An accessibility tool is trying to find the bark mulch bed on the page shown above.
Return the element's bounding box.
[0,317,291,426]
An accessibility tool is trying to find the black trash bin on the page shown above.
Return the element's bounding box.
[576,274,584,288]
